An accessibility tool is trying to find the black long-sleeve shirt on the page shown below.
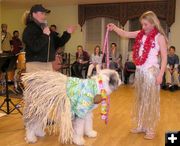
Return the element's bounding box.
[22,21,71,62]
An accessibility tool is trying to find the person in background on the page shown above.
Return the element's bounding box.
[87,45,102,78]
[22,4,76,72]
[109,43,121,70]
[12,30,23,55]
[49,24,64,71]
[50,24,60,50]
[165,46,180,90]
[1,24,13,53]
[71,45,90,78]
[0,24,13,93]
[50,24,58,33]
[124,51,136,84]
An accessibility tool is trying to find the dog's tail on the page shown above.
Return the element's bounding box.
[22,71,73,144]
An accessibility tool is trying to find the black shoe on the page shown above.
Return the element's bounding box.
[174,85,179,90]
[163,84,170,90]
[164,84,172,90]
[124,81,128,84]
[169,85,175,92]
[161,85,167,90]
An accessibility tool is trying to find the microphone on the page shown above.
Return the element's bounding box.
[41,20,51,62]
[41,20,48,30]
[44,20,48,27]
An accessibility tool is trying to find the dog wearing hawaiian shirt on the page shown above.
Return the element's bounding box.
[22,69,121,145]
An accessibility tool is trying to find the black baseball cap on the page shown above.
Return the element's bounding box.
[30,4,51,14]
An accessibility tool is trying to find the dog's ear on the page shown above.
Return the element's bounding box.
[109,73,119,89]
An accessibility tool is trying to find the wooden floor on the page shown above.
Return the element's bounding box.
[0,85,180,146]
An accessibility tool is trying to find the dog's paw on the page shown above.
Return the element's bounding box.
[73,135,85,145]
[35,130,46,137]
[85,130,97,138]
[25,135,37,144]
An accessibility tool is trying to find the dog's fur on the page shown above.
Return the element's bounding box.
[23,69,121,145]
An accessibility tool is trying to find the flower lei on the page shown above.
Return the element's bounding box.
[132,27,159,66]
[98,76,110,124]
[100,27,111,124]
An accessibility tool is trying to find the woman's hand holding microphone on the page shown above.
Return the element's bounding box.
[43,26,50,36]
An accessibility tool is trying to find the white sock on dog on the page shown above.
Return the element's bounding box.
[73,117,85,145]
[25,124,37,143]
[84,112,97,138]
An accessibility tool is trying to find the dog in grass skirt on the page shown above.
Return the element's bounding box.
[22,69,121,145]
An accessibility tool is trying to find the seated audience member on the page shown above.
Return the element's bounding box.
[1,24,13,53]
[165,46,180,90]
[71,45,90,78]
[87,45,102,78]
[109,43,121,70]
[124,51,136,84]
[12,30,23,55]
[52,51,63,71]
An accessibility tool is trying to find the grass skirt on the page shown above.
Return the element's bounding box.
[22,71,73,144]
[132,66,160,132]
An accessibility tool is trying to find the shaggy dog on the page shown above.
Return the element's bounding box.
[22,69,121,145]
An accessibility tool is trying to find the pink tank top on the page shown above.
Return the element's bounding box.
[136,33,160,70]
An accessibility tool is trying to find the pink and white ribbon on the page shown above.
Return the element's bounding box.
[101,27,111,124]
[102,27,110,69]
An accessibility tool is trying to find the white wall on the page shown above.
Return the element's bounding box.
[169,0,180,56]
[46,5,83,53]
[120,21,129,64]
[1,4,83,54]
[1,1,180,57]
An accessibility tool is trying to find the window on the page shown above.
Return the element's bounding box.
[85,18,101,52]
[84,17,121,53]
[128,18,141,51]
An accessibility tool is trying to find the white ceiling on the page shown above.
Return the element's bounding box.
[1,0,164,8]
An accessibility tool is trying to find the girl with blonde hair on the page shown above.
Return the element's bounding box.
[108,11,167,139]
[87,45,102,77]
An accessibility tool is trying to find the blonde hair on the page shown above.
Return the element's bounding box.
[22,10,32,25]
[140,11,168,43]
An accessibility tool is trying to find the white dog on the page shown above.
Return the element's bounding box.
[22,69,121,145]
